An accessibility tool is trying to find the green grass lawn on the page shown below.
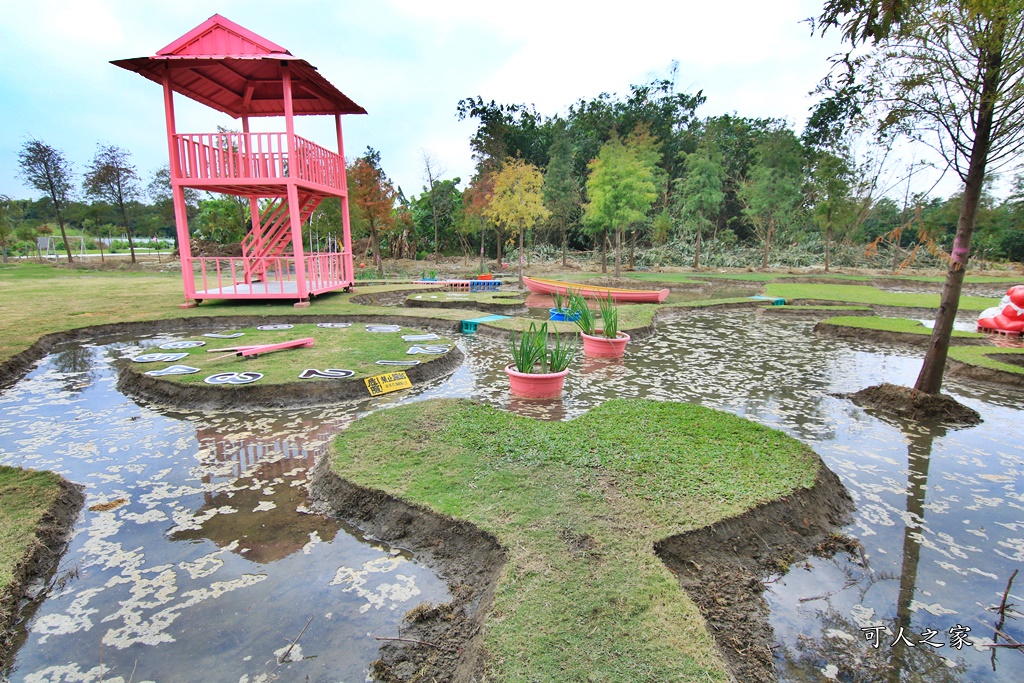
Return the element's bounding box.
[819,315,987,339]
[765,282,997,311]
[128,323,452,385]
[948,345,1024,375]
[0,467,69,603]
[331,398,822,682]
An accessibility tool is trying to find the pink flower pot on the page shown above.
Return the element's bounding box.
[505,364,569,399]
[580,331,630,358]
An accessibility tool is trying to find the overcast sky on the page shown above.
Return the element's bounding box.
[0,0,966,203]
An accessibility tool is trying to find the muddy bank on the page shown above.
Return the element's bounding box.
[0,477,84,668]
[813,320,990,348]
[946,355,1024,386]
[308,455,505,683]
[117,345,464,411]
[757,306,873,320]
[656,463,854,683]
[406,296,526,316]
[310,441,853,683]
[840,382,983,424]
[350,288,440,307]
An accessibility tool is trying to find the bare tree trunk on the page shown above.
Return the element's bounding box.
[915,28,1002,395]
[56,217,73,263]
[601,231,607,274]
[517,220,525,288]
[614,227,621,278]
[693,224,702,269]
[825,224,832,273]
[479,229,485,275]
[370,223,384,278]
[561,220,567,267]
[761,218,772,269]
[628,228,636,271]
[496,227,503,267]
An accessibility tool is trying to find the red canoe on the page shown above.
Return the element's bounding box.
[523,276,669,304]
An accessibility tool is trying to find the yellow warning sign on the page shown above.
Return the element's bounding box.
[364,371,412,396]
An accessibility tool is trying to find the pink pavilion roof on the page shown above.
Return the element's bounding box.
[112,14,366,118]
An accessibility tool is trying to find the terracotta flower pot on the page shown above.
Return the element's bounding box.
[580,331,630,358]
[505,364,569,399]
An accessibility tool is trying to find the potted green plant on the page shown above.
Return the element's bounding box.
[506,321,576,398]
[549,292,581,322]
[568,290,630,358]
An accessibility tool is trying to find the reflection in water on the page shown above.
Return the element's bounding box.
[0,339,450,683]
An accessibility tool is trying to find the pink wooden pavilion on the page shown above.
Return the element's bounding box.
[114,14,365,307]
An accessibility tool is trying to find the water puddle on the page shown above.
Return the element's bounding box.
[0,338,450,683]
[2,313,1023,682]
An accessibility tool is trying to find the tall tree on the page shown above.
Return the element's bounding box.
[738,127,805,269]
[543,128,581,267]
[148,165,200,241]
[677,142,726,269]
[0,195,16,263]
[836,0,1024,394]
[464,172,497,272]
[422,152,445,263]
[83,144,142,263]
[584,133,660,278]
[807,149,856,272]
[349,148,398,278]
[483,158,549,287]
[17,139,76,263]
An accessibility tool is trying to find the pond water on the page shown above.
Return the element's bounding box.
[0,336,452,683]
[2,312,1023,682]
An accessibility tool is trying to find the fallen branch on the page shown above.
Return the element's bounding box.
[275,615,314,667]
[374,635,444,649]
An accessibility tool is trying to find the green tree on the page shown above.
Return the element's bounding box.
[464,172,496,272]
[584,133,660,277]
[483,158,549,287]
[17,139,76,263]
[194,197,248,244]
[807,149,856,272]
[846,0,1024,394]
[543,127,581,267]
[738,127,805,269]
[677,142,725,269]
[349,148,398,277]
[83,144,142,263]
[0,195,16,263]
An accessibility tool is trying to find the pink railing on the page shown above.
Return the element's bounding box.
[191,253,350,298]
[174,132,343,191]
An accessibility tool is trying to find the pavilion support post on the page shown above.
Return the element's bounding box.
[162,71,197,307]
[282,64,309,306]
[336,114,354,288]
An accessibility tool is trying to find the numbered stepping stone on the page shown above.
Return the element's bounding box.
[402,333,441,341]
[204,332,245,339]
[375,360,421,366]
[257,324,294,331]
[145,365,201,377]
[406,345,450,355]
[159,340,206,349]
[204,372,264,385]
[366,324,401,333]
[298,368,355,379]
[316,322,352,329]
[132,352,190,363]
